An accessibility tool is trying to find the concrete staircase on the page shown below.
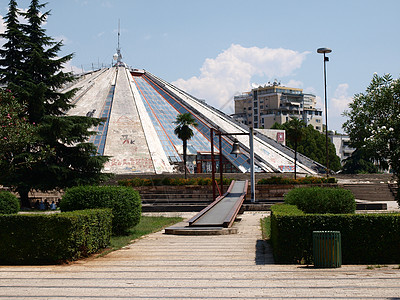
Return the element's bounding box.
[137,185,217,212]
[341,183,395,201]
[138,184,287,212]
[389,183,398,199]
[341,183,397,210]
[138,182,397,212]
[140,193,214,212]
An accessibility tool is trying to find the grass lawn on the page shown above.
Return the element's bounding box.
[101,215,183,256]
[260,216,271,240]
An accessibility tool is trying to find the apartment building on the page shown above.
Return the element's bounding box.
[232,81,323,132]
[329,134,356,164]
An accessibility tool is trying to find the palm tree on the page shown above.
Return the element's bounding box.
[286,118,306,179]
[174,113,198,179]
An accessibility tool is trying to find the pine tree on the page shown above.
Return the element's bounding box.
[19,0,75,122]
[0,0,109,207]
[0,0,26,85]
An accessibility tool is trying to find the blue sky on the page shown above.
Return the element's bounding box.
[1,0,400,133]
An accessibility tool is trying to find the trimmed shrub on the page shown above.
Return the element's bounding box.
[269,204,400,264]
[118,177,232,187]
[284,186,356,214]
[60,186,141,234]
[0,191,20,214]
[0,209,112,264]
[257,176,337,185]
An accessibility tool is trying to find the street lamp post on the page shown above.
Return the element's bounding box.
[317,47,332,177]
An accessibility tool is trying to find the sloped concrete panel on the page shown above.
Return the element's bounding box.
[126,70,174,174]
[66,68,116,118]
[103,67,155,174]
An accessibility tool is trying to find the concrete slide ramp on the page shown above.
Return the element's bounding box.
[165,180,248,235]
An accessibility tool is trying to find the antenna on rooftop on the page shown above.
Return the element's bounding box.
[113,19,123,65]
[118,19,120,49]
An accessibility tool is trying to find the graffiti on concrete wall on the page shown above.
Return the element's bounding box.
[120,134,135,145]
[278,165,295,172]
[105,157,154,172]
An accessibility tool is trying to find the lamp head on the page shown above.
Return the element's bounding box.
[230,139,241,157]
[317,47,332,54]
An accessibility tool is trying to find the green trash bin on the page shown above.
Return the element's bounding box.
[313,231,342,268]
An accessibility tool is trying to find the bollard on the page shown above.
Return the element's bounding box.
[313,231,342,268]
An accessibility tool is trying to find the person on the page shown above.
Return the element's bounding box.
[50,201,56,210]
[39,200,45,210]
[34,200,40,210]
[44,199,50,210]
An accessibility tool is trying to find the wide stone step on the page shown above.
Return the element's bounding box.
[141,193,212,200]
[142,204,206,212]
[142,199,212,205]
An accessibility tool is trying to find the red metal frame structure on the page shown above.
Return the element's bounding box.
[210,128,255,203]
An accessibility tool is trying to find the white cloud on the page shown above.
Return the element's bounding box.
[315,95,323,110]
[101,1,113,8]
[62,60,83,74]
[284,79,303,88]
[0,15,5,33]
[0,14,5,48]
[54,35,70,45]
[173,44,309,113]
[75,0,89,6]
[329,83,353,133]
[331,83,353,112]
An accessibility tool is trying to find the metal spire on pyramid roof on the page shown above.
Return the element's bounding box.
[113,20,123,66]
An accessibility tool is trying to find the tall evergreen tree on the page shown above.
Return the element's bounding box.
[0,0,25,85]
[0,0,109,207]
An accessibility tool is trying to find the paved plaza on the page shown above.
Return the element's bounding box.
[1,211,400,299]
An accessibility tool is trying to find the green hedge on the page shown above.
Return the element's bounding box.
[60,186,141,235]
[258,176,337,185]
[0,191,20,214]
[0,209,112,265]
[284,186,356,214]
[118,177,232,187]
[270,204,400,264]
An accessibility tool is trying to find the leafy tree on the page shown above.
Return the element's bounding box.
[285,118,306,179]
[0,89,34,154]
[341,148,379,174]
[272,122,341,172]
[0,88,49,183]
[0,0,109,207]
[174,113,198,179]
[343,73,400,202]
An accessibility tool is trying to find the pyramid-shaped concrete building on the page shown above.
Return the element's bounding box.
[65,65,325,175]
